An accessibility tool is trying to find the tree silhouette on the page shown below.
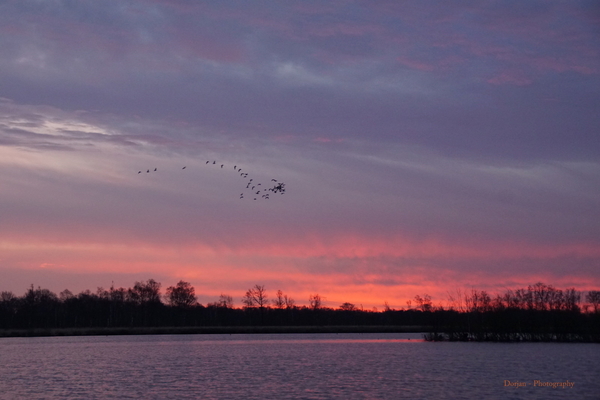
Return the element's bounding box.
[564,288,581,311]
[413,294,432,312]
[217,294,234,309]
[0,280,598,341]
[128,279,161,305]
[59,289,74,301]
[1,291,16,302]
[272,289,295,309]
[165,281,197,308]
[273,290,285,309]
[587,291,600,313]
[284,294,295,309]
[242,285,268,309]
[309,293,322,310]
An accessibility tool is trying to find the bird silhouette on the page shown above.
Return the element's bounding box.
[133,161,285,202]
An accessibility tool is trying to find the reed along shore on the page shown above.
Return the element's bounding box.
[0,325,428,338]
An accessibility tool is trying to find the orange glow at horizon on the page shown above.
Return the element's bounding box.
[2,233,599,309]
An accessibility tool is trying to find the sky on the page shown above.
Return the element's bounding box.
[1,0,599,309]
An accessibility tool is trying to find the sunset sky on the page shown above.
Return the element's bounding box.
[1,1,599,309]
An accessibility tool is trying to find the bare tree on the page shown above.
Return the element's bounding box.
[273,290,285,309]
[564,288,581,311]
[209,294,234,308]
[242,285,269,309]
[413,294,432,312]
[218,294,234,308]
[447,289,465,312]
[309,293,322,310]
[284,294,295,309]
[165,281,197,308]
[586,290,600,313]
[242,291,254,308]
[530,282,549,310]
[464,290,491,312]
[271,290,295,309]
[491,294,506,311]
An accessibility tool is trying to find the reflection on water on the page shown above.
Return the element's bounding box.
[0,333,598,399]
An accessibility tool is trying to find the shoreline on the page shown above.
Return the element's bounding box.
[0,325,428,338]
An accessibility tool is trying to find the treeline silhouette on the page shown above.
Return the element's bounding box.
[425,283,600,342]
[0,280,598,341]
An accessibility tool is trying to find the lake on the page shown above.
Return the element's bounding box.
[0,333,597,399]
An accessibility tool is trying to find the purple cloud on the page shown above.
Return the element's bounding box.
[0,1,598,305]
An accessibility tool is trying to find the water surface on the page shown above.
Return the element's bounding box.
[0,333,597,399]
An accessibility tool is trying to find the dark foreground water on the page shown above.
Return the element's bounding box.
[0,333,598,399]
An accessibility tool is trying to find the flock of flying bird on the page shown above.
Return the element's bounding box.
[137,160,286,201]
